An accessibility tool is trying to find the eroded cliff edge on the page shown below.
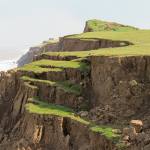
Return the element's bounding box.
[1,54,150,150]
[0,20,150,150]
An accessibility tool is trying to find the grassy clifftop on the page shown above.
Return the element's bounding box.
[84,19,138,32]
[45,30,150,57]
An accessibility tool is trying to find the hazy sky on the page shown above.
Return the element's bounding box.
[0,0,150,59]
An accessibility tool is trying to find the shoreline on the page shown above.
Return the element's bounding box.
[0,49,29,72]
[0,59,18,72]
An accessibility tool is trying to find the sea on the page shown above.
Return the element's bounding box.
[0,59,18,71]
[0,49,28,72]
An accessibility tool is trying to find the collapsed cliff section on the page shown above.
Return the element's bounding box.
[0,56,122,150]
[90,55,150,150]
[28,28,150,149]
[2,54,150,150]
[90,55,150,120]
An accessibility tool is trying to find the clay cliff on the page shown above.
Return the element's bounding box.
[0,20,150,150]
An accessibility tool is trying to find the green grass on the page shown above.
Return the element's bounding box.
[85,19,138,32]
[22,76,82,95]
[90,126,119,140]
[26,99,120,141]
[18,64,63,73]
[19,59,89,73]
[44,30,150,58]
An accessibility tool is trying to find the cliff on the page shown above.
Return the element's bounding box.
[0,20,150,150]
[17,39,59,66]
[18,19,138,67]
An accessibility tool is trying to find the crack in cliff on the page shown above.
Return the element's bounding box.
[62,117,71,137]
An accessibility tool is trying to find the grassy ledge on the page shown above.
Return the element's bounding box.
[18,64,63,73]
[22,76,82,95]
[26,99,121,142]
[43,30,150,59]
[18,59,89,73]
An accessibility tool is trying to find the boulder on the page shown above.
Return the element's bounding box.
[130,120,143,133]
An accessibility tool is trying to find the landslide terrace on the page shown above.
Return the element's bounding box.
[0,20,150,150]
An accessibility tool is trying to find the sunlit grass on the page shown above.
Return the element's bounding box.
[19,59,89,73]
[44,30,150,58]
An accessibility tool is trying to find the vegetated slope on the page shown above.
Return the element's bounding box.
[0,20,150,150]
[17,19,139,66]
[84,19,139,32]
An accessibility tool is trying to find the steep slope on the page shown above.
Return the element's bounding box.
[0,58,121,150]
[0,21,150,150]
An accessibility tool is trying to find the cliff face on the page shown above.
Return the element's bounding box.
[0,54,150,150]
[91,56,150,121]
[58,37,131,52]
[0,36,126,149]
[17,41,59,66]
[1,54,150,150]
[0,113,115,150]
[0,66,117,150]
[1,20,150,150]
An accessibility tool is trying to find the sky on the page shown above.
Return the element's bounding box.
[0,0,150,60]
